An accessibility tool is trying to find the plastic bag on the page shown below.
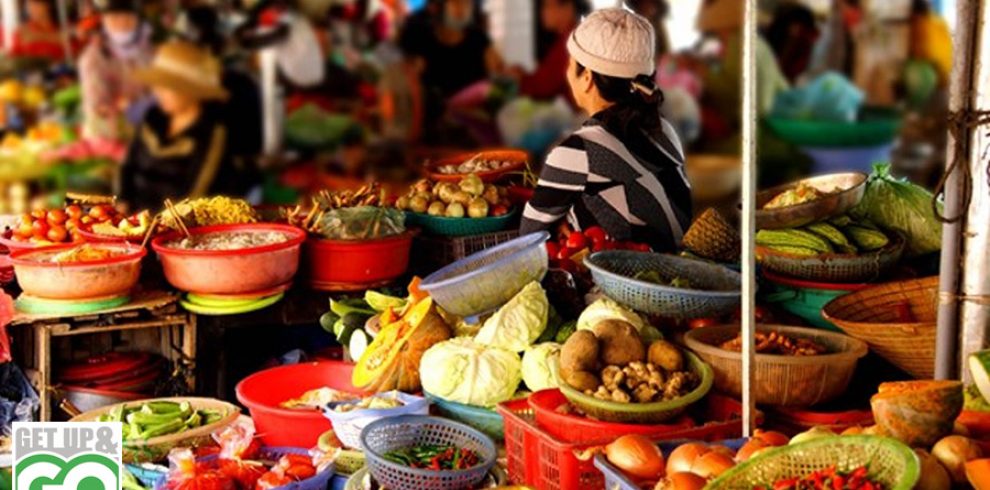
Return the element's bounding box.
[0,362,39,437]
[276,15,325,87]
[313,206,405,240]
[850,163,942,257]
[771,71,863,122]
[496,97,577,156]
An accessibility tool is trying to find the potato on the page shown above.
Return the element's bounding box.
[561,330,600,373]
[648,340,684,372]
[563,370,601,393]
[593,320,645,366]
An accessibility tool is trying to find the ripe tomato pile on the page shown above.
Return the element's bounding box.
[10,204,124,245]
[546,225,651,272]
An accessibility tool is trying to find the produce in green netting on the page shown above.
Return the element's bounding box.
[969,350,990,403]
[474,281,549,352]
[521,342,561,392]
[850,163,942,257]
[577,298,647,333]
[419,337,522,407]
[310,206,406,240]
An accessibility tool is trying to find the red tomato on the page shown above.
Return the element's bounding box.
[89,205,109,220]
[283,464,316,480]
[80,216,94,225]
[31,220,50,238]
[591,237,606,252]
[47,226,67,243]
[546,241,560,259]
[30,210,46,220]
[277,455,312,469]
[630,243,651,252]
[584,226,607,243]
[65,205,83,220]
[557,258,576,273]
[217,460,266,489]
[566,232,588,250]
[19,213,33,225]
[46,209,67,225]
[556,247,572,261]
[17,221,34,237]
[66,218,82,231]
[688,317,720,330]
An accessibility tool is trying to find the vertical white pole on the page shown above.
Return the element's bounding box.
[1,0,17,52]
[259,47,281,156]
[740,0,758,436]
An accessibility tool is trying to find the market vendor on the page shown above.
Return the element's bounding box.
[78,0,154,140]
[120,41,250,210]
[507,0,590,104]
[7,0,72,61]
[519,9,691,252]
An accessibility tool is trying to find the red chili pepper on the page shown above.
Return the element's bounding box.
[831,474,845,490]
[774,478,798,490]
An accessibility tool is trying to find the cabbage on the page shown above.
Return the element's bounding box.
[419,337,522,407]
[577,298,647,332]
[475,282,549,352]
[521,342,561,392]
[850,163,942,257]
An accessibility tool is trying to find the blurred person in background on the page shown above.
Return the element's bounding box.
[506,0,589,105]
[8,0,72,61]
[399,0,503,141]
[121,41,256,210]
[520,9,691,252]
[625,0,670,59]
[909,0,951,86]
[763,2,819,84]
[78,0,154,140]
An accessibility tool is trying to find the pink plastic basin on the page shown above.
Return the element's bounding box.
[11,242,146,300]
[235,361,360,447]
[151,223,306,294]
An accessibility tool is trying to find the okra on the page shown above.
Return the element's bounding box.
[137,418,184,439]
[142,401,183,414]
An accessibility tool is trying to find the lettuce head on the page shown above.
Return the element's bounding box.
[475,281,549,352]
[521,342,561,392]
[419,337,522,407]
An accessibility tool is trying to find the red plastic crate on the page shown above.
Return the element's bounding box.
[529,389,695,443]
[497,393,752,490]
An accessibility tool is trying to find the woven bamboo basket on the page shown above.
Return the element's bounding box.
[683,208,740,262]
[683,325,868,407]
[708,436,919,490]
[822,276,937,379]
[70,397,240,463]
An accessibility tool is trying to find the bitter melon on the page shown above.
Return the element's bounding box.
[804,222,857,254]
[756,229,833,254]
[763,245,820,257]
[844,225,889,251]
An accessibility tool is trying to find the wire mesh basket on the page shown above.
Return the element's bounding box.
[584,251,741,319]
[323,392,430,449]
[707,436,919,490]
[360,415,497,490]
[419,231,549,316]
[756,233,905,283]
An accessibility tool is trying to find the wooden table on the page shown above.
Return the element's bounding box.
[8,289,195,421]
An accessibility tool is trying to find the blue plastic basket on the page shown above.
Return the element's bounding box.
[425,393,504,441]
[419,231,549,316]
[594,438,747,490]
[142,447,332,490]
[584,251,742,319]
[323,392,430,449]
[360,415,497,490]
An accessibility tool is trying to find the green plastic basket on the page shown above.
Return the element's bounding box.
[765,112,902,148]
[708,436,920,490]
[404,209,517,237]
[760,271,869,331]
[557,352,713,424]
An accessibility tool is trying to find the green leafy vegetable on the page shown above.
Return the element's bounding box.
[419,337,522,407]
[474,282,549,352]
[850,163,942,257]
[521,342,561,392]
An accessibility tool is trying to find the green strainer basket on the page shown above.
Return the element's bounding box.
[708,436,920,490]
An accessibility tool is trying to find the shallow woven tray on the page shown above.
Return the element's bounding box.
[755,233,905,283]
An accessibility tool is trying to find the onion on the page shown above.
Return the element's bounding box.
[734,439,767,462]
[932,435,983,483]
[655,472,706,490]
[605,435,665,480]
[690,451,734,478]
[753,429,789,447]
[666,442,711,474]
[915,449,951,490]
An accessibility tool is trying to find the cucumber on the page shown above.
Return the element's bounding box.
[348,329,370,361]
[364,290,406,312]
[337,324,360,346]
[319,311,340,333]
[969,350,990,403]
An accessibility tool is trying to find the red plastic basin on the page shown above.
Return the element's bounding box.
[11,242,146,299]
[235,361,360,447]
[152,223,306,294]
[304,231,415,289]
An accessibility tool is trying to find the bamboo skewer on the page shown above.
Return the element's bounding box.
[165,199,191,238]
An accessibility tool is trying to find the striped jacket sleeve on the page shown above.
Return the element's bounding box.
[520,135,589,234]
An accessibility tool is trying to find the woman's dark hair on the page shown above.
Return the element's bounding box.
[568,0,592,18]
[575,62,664,134]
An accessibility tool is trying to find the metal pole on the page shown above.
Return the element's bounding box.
[259,47,282,156]
[957,2,990,380]
[1,0,17,52]
[740,0,758,435]
[934,0,980,380]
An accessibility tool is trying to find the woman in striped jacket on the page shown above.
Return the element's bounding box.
[519,8,691,252]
